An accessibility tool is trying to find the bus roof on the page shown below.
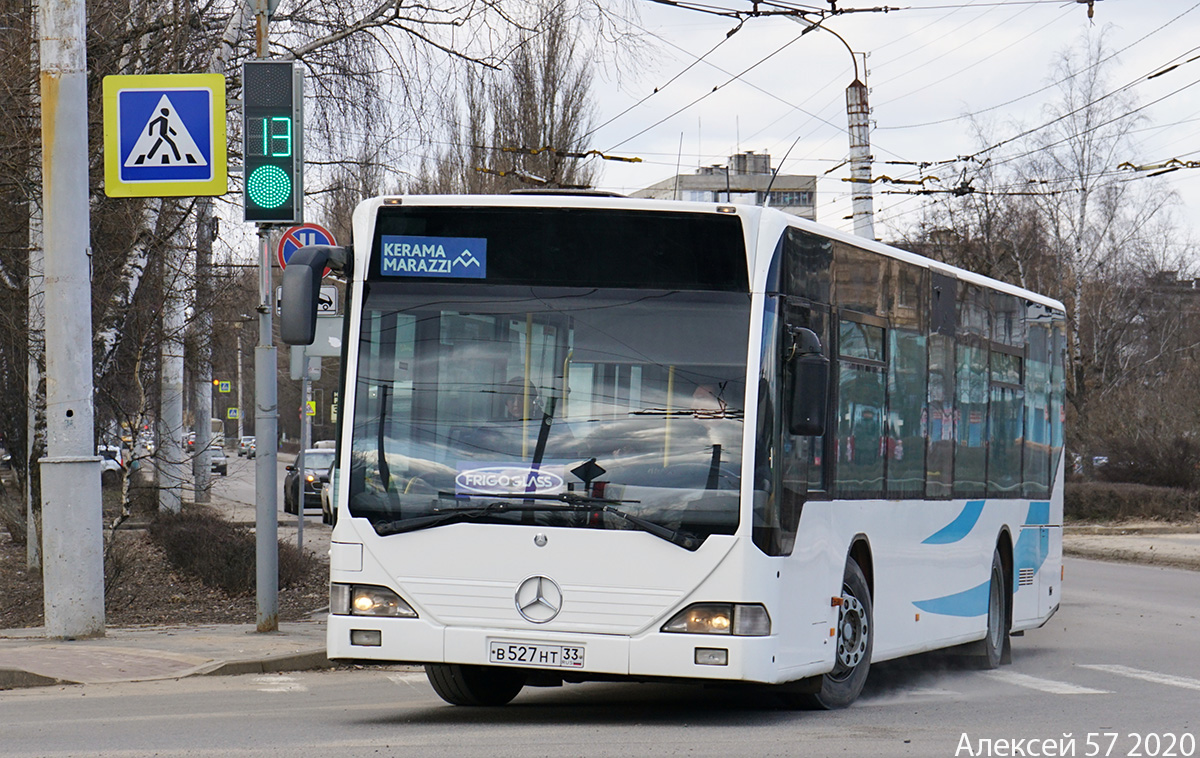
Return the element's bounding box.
[358,194,1066,313]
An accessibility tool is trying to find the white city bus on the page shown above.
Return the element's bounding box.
[281,193,1065,709]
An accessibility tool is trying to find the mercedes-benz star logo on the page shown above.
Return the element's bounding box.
[515,575,563,624]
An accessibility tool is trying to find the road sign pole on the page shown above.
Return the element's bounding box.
[296,376,308,552]
[254,226,279,633]
[38,0,104,639]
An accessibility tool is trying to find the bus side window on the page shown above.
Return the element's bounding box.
[954,283,989,499]
[927,273,956,498]
[1023,314,1052,499]
[834,316,886,498]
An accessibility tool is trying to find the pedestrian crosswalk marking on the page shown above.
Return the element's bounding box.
[1080,664,1200,692]
[123,94,207,168]
[252,674,307,693]
[984,670,1110,695]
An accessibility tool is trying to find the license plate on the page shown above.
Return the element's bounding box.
[489,640,585,669]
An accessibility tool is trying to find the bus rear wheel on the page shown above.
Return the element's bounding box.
[975,548,1009,670]
[797,558,873,710]
[425,663,526,706]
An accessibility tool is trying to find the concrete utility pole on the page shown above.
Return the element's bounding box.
[38,0,104,638]
[846,76,875,240]
[192,200,214,504]
[159,258,187,515]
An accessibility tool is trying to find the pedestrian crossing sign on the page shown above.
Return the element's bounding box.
[102,73,227,197]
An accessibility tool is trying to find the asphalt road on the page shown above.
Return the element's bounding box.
[203,449,294,515]
[195,449,331,554]
[1,558,1197,758]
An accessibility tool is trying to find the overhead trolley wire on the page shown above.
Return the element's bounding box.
[580,19,746,143]
[981,73,1200,172]
[878,0,1200,130]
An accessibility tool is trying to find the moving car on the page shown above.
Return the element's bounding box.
[238,436,255,457]
[320,459,339,525]
[98,445,125,486]
[210,447,228,476]
[283,448,335,514]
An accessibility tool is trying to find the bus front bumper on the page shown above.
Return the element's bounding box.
[326,614,795,683]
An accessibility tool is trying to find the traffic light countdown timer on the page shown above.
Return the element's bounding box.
[242,61,303,224]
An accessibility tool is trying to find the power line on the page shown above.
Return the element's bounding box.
[602,21,825,152]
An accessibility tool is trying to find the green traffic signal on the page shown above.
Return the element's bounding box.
[247,164,290,209]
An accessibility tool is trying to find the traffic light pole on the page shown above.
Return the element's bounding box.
[254,224,279,633]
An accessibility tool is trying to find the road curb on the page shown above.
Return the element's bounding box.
[195,648,334,677]
[1064,544,1200,572]
[1065,524,1200,535]
[0,667,67,690]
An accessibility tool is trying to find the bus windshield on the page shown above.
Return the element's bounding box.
[347,284,750,546]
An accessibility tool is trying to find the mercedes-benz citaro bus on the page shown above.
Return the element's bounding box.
[280,193,1065,709]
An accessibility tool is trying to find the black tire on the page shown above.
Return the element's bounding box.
[425,664,526,706]
[796,559,873,710]
[975,548,1009,670]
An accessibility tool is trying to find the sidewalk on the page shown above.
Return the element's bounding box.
[0,620,330,690]
[1,521,1196,691]
[1064,522,1200,571]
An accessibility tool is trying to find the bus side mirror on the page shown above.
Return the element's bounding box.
[280,245,351,345]
[788,327,828,437]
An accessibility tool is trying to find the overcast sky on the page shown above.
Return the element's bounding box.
[582,0,1200,251]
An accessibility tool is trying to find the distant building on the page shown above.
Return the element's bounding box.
[632,151,816,220]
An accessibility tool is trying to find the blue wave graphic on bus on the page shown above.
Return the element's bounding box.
[914,580,990,617]
[922,500,986,544]
[914,501,1053,617]
[1014,501,1051,583]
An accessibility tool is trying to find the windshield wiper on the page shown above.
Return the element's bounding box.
[410,491,705,551]
[376,500,527,536]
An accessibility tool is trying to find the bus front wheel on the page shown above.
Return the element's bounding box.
[796,558,873,710]
[425,663,526,706]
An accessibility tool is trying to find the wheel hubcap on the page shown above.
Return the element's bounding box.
[837,593,869,668]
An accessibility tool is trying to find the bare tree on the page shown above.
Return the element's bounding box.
[902,31,1198,485]
[411,1,601,193]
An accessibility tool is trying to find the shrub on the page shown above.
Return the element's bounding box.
[1065,481,1200,523]
[0,482,25,545]
[148,507,308,595]
[1094,436,1200,489]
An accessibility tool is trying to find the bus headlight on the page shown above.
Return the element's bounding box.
[330,583,418,617]
[662,603,771,636]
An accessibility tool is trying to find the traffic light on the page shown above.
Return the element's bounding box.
[242,61,303,224]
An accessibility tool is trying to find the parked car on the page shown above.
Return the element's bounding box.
[320,459,339,525]
[238,435,255,457]
[98,445,125,486]
[210,447,228,476]
[284,448,335,514]
[247,439,256,459]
